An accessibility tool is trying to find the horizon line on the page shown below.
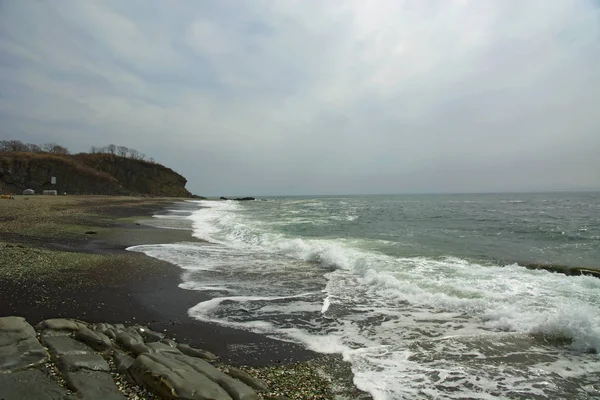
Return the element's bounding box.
[201,189,600,198]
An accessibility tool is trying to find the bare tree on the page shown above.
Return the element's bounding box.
[1,140,28,152]
[0,141,68,154]
[49,145,69,154]
[1,140,158,162]
[26,143,42,153]
[128,148,139,159]
[39,143,69,154]
[42,142,58,152]
[42,143,69,154]
[13,140,28,152]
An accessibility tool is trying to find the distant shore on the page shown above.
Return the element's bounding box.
[0,195,366,399]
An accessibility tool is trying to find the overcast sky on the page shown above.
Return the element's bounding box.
[1,1,599,195]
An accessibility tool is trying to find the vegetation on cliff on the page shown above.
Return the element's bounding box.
[0,141,191,197]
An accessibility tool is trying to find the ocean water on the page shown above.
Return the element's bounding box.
[129,193,600,399]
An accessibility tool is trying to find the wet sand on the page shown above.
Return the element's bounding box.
[0,196,317,366]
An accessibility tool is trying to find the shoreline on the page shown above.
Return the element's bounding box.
[0,195,369,399]
[0,196,318,366]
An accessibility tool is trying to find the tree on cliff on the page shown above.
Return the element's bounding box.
[128,148,140,159]
[27,144,42,153]
[42,143,70,154]
[2,140,154,163]
[1,140,61,154]
[0,140,28,152]
[89,144,148,161]
[117,146,129,157]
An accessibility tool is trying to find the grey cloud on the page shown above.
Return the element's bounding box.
[1,0,599,195]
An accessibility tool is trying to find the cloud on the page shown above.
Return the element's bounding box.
[1,0,599,194]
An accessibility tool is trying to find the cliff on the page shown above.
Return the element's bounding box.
[0,152,191,197]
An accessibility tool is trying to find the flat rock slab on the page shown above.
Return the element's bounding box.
[144,341,183,354]
[41,329,71,339]
[93,323,117,340]
[75,327,112,351]
[135,326,165,343]
[130,342,150,356]
[115,331,143,353]
[58,353,110,372]
[124,327,144,342]
[0,337,50,372]
[177,343,218,362]
[36,319,87,332]
[43,335,94,357]
[161,338,178,347]
[0,369,70,400]
[0,317,269,400]
[130,354,233,400]
[64,370,126,400]
[165,354,258,400]
[0,316,37,346]
[113,350,135,373]
[226,367,269,391]
[131,352,258,400]
[0,316,48,372]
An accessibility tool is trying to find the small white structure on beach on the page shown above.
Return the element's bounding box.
[42,190,58,195]
[23,189,35,195]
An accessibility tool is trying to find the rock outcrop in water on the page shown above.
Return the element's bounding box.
[520,263,600,279]
[219,197,256,201]
[0,316,277,400]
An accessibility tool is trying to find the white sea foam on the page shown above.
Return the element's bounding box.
[178,282,233,293]
[188,203,600,350]
[127,242,234,271]
[153,213,188,219]
[282,328,353,354]
[321,295,331,314]
[258,301,322,314]
[187,293,318,333]
[130,199,600,400]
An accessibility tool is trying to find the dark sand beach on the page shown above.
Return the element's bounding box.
[0,196,366,399]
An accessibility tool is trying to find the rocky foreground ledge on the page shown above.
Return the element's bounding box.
[0,316,289,400]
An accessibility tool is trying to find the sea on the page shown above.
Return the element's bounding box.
[128,192,600,400]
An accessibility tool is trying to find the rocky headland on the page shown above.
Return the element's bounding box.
[0,151,191,197]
